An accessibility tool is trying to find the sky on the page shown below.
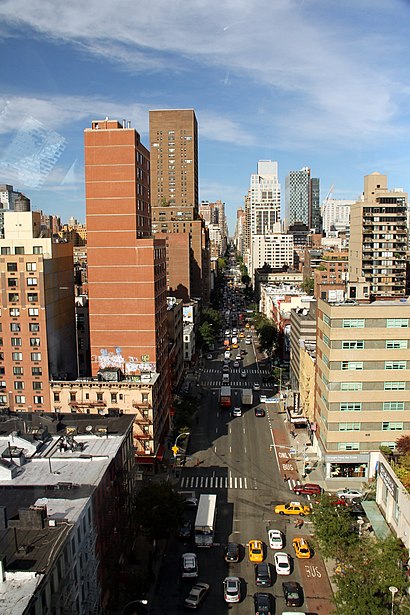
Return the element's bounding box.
[1,0,410,234]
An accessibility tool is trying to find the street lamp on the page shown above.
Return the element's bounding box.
[389,586,398,615]
[172,431,190,457]
[122,599,148,615]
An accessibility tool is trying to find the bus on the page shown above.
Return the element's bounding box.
[194,494,217,547]
[219,386,232,408]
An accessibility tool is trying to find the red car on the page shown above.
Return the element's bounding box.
[293,483,322,496]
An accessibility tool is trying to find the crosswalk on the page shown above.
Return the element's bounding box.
[179,472,304,493]
[203,368,271,375]
[180,474,253,490]
[202,380,265,388]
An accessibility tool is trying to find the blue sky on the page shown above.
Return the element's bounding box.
[1,0,410,233]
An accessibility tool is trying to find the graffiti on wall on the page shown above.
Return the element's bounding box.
[95,347,156,374]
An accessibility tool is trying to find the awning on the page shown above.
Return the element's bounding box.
[361,501,391,540]
[136,444,165,464]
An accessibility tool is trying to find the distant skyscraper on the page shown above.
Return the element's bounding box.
[285,167,321,233]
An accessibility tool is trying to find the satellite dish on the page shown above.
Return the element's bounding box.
[85,425,93,432]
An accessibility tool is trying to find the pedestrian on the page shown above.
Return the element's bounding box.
[283,475,289,482]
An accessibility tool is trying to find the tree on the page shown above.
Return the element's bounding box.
[241,274,251,287]
[396,435,410,454]
[258,322,278,356]
[310,494,359,560]
[333,536,409,615]
[134,482,184,539]
[301,277,314,295]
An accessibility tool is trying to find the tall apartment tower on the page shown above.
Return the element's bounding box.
[149,109,210,303]
[0,208,77,413]
[244,160,281,275]
[348,173,408,299]
[84,119,170,442]
[285,167,321,232]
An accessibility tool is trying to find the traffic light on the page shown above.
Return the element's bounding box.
[172,445,179,457]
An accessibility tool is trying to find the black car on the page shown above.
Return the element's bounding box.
[253,592,273,615]
[282,581,303,607]
[254,407,265,417]
[254,563,272,587]
[224,542,240,563]
[178,520,192,541]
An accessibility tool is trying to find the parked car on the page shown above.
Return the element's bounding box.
[274,552,291,575]
[184,582,210,609]
[293,483,322,496]
[274,502,311,516]
[178,520,192,541]
[282,581,304,607]
[181,553,198,578]
[254,563,272,587]
[223,576,241,603]
[248,540,264,563]
[292,537,311,559]
[255,407,266,417]
[224,542,240,563]
[267,529,283,550]
[253,592,273,615]
[336,488,363,500]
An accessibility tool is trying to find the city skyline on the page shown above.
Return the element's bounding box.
[1,0,410,232]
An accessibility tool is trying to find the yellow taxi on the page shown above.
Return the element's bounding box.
[245,323,250,329]
[292,537,311,558]
[248,540,264,563]
[274,502,311,516]
[239,332,244,338]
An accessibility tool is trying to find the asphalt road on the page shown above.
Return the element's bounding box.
[149,332,330,614]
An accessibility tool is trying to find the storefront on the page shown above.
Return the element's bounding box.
[325,453,370,480]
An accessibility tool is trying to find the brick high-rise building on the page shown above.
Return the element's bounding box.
[84,118,171,453]
[0,208,77,413]
[149,109,210,303]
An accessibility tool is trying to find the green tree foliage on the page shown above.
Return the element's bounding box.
[259,322,278,356]
[310,494,359,560]
[134,482,184,539]
[396,435,410,454]
[301,277,314,295]
[241,274,251,287]
[333,536,409,615]
[198,322,215,348]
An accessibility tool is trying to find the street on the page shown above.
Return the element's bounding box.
[149,317,333,614]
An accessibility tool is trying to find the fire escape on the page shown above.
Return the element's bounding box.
[132,401,153,455]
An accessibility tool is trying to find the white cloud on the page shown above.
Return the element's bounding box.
[1,0,409,148]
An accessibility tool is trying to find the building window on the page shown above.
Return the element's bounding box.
[0,396,7,404]
[8,293,19,302]
[54,392,60,402]
[33,246,43,255]
[1,247,10,255]
[323,334,330,347]
[14,381,24,390]
[11,337,22,346]
[7,263,17,272]
[26,262,37,271]
[386,340,408,349]
[339,423,361,431]
[27,277,37,286]
[30,338,40,347]
[15,395,26,404]
[33,382,42,390]
[382,422,403,431]
[27,293,38,302]
[29,323,40,332]
[28,308,39,316]
[385,361,406,370]
[96,393,103,401]
[384,382,405,391]
[323,314,330,325]
[15,247,24,255]
[341,361,363,370]
[342,340,364,350]
[7,278,17,288]
[9,308,20,317]
[337,442,360,451]
[31,352,41,361]
[383,401,404,411]
[12,352,23,361]
[342,319,365,328]
[32,367,42,375]
[340,402,362,412]
[13,367,23,375]
[322,354,329,367]
[386,318,408,328]
[111,393,117,403]
[10,323,20,332]
[34,395,44,404]
[340,382,362,391]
